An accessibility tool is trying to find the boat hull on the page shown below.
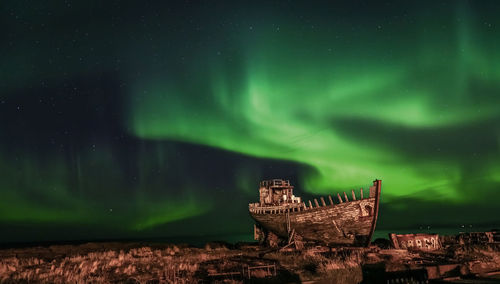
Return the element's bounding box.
[249,180,381,247]
[250,198,374,246]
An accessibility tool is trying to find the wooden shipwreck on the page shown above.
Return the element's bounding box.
[249,179,382,248]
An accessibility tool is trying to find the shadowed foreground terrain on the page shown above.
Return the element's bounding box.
[1,241,500,283]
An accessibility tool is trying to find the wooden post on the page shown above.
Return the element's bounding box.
[308,200,313,209]
[389,234,400,249]
[302,202,307,210]
[369,184,377,198]
[314,199,320,207]
[344,192,349,202]
[320,197,326,206]
[360,188,363,199]
[352,190,356,200]
[337,193,343,203]
[328,195,334,205]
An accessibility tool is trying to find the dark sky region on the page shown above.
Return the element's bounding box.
[1,1,500,243]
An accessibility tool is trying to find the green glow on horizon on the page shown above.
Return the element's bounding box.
[0,152,209,230]
[132,195,212,231]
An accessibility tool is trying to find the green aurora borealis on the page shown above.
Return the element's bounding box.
[1,1,500,242]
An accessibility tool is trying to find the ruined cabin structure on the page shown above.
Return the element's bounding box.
[259,179,301,207]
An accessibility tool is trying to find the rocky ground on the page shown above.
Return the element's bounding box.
[0,241,500,283]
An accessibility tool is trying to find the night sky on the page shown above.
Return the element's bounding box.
[1,1,500,243]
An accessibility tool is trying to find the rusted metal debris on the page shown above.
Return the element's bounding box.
[207,264,277,281]
[389,233,441,251]
[243,264,277,279]
[249,179,382,248]
[457,231,500,245]
[389,231,500,252]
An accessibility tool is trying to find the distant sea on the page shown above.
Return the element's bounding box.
[2,226,497,248]
[158,225,499,246]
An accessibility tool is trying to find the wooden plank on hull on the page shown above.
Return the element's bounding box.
[366,179,382,247]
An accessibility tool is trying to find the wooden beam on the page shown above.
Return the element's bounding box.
[328,195,334,205]
[360,188,363,199]
[320,197,326,206]
[308,200,313,209]
[337,193,343,203]
[344,192,349,202]
[314,199,320,208]
[351,190,356,200]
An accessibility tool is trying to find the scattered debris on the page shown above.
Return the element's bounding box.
[1,236,499,283]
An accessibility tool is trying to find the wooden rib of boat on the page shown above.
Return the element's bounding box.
[248,179,382,247]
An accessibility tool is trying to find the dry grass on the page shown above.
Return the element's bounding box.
[2,242,499,283]
[0,245,242,283]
